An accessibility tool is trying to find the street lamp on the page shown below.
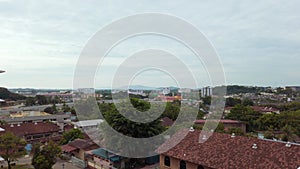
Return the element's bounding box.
[0,70,5,73]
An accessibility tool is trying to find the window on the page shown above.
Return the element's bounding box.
[164,156,170,166]
[198,165,204,169]
[180,160,186,169]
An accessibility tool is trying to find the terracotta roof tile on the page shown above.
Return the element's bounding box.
[157,130,300,169]
[0,122,60,137]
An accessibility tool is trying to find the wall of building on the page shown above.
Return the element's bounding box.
[159,155,212,169]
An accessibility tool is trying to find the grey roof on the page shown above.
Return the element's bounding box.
[2,114,71,123]
[73,119,104,127]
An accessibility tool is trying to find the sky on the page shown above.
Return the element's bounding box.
[0,0,300,89]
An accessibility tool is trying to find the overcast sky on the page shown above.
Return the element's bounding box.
[1,0,300,89]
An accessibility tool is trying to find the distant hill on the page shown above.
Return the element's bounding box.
[0,87,26,101]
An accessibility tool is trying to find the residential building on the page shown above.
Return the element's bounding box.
[157,130,300,169]
[61,139,99,160]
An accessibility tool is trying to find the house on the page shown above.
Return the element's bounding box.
[156,129,300,169]
[85,148,124,169]
[61,138,99,160]
[0,122,61,143]
[61,138,99,168]
[194,119,246,133]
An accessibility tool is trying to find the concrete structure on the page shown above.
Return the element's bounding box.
[73,119,104,130]
[2,113,71,124]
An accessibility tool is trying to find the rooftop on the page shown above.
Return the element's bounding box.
[68,138,99,151]
[157,130,300,169]
[73,119,104,127]
[0,122,60,137]
[194,119,243,124]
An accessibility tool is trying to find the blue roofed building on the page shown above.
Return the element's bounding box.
[85,148,124,169]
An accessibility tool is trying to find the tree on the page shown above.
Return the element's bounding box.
[280,124,297,142]
[25,97,36,106]
[226,127,245,136]
[225,97,241,107]
[44,106,54,114]
[62,103,71,112]
[130,98,150,112]
[60,128,84,145]
[36,95,48,105]
[161,101,180,121]
[225,104,262,132]
[242,98,254,106]
[0,132,27,169]
[32,141,61,169]
[202,96,211,105]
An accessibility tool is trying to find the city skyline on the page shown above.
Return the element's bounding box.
[1,1,300,89]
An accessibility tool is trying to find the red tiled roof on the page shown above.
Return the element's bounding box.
[61,144,78,153]
[251,106,279,112]
[194,119,243,124]
[157,130,300,169]
[68,139,99,151]
[0,122,60,137]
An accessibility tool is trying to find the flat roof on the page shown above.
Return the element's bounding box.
[74,119,104,127]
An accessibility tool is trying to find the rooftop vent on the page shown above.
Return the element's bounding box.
[183,154,186,157]
[202,135,207,140]
[189,127,195,132]
[252,143,258,149]
[17,123,20,127]
[10,124,14,127]
[285,142,292,148]
[231,133,236,138]
[34,122,37,125]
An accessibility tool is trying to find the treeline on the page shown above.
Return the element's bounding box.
[226,85,267,95]
[225,104,300,142]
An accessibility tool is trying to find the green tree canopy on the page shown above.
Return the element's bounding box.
[32,141,61,169]
[60,128,84,145]
[225,104,262,132]
[0,132,27,169]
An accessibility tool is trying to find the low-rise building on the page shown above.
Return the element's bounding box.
[85,148,124,169]
[194,119,246,133]
[0,122,61,143]
[157,130,300,169]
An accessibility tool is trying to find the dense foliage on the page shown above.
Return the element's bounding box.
[32,141,61,169]
[0,132,27,169]
[60,128,84,145]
